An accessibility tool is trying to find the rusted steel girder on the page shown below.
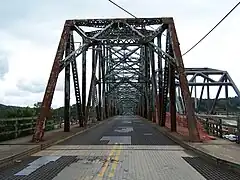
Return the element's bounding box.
[32,21,72,142]
[169,22,200,141]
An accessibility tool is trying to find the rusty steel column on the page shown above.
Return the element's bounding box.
[169,63,176,132]
[147,47,152,121]
[140,47,145,118]
[150,43,157,123]
[64,33,71,132]
[157,35,163,125]
[70,34,83,127]
[82,39,87,122]
[169,21,200,141]
[160,29,170,127]
[102,44,106,119]
[168,33,177,132]
[32,21,71,142]
[105,45,109,118]
[98,46,102,121]
[144,45,150,120]
[86,46,98,124]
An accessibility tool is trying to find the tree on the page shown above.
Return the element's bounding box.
[34,102,42,116]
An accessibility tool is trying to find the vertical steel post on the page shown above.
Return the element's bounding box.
[207,76,210,114]
[147,47,151,121]
[86,46,98,124]
[82,39,87,122]
[150,43,157,123]
[98,45,102,121]
[169,63,176,132]
[225,76,229,115]
[105,45,109,118]
[157,35,163,125]
[140,47,145,118]
[160,29,170,127]
[70,34,83,127]
[102,44,106,119]
[144,45,150,119]
[64,33,71,132]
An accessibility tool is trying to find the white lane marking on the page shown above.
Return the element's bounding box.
[144,133,153,136]
[133,120,142,123]
[100,136,131,144]
[114,127,133,133]
[15,156,61,176]
[122,121,132,124]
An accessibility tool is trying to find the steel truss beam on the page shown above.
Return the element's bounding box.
[33,17,200,142]
[174,68,240,114]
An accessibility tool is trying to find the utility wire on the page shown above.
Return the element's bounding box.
[182,1,240,56]
[108,0,156,30]
[109,0,137,18]
[109,0,240,56]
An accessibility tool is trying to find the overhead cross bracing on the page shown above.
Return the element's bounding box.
[32,17,200,142]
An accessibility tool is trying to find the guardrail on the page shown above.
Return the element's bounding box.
[0,117,62,141]
[196,114,240,138]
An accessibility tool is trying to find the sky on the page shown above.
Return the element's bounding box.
[0,0,239,108]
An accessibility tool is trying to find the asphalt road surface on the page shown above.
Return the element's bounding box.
[0,116,239,180]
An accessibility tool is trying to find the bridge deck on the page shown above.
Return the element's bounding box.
[0,116,239,180]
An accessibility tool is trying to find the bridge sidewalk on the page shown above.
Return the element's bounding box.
[0,120,106,168]
[151,122,240,173]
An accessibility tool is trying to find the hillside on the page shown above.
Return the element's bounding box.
[197,97,240,113]
[0,103,36,119]
[1,97,240,119]
[0,103,76,119]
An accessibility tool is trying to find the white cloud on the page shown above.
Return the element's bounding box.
[0,54,9,80]
[0,0,239,107]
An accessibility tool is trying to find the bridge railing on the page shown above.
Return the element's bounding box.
[196,114,240,138]
[0,117,62,141]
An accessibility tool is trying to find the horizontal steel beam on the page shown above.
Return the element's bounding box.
[73,17,172,27]
[176,82,233,86]
[185,71,226,75]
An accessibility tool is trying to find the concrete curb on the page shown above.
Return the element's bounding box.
[142,118,240,174]
[0,118,111,169]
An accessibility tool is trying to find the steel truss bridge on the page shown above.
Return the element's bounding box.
[32,17,240,142]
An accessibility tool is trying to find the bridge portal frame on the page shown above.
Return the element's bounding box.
[32,17,200,142]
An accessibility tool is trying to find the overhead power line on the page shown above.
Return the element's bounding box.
[108,0,240,57]
[182,1,240,56]
[108,0,137,18]
[108,0,156,31]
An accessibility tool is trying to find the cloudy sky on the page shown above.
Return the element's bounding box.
[0,0,239,108]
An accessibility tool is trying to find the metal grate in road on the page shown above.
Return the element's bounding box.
[0,156,77,180]
[183,157,240,180]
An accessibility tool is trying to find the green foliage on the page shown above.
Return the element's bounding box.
[198,97,240,113]
[0,102,79,122]
[0,104,36,119]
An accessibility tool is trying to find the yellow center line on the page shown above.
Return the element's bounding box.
[97,144,118,178]
[108,144,123,178]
